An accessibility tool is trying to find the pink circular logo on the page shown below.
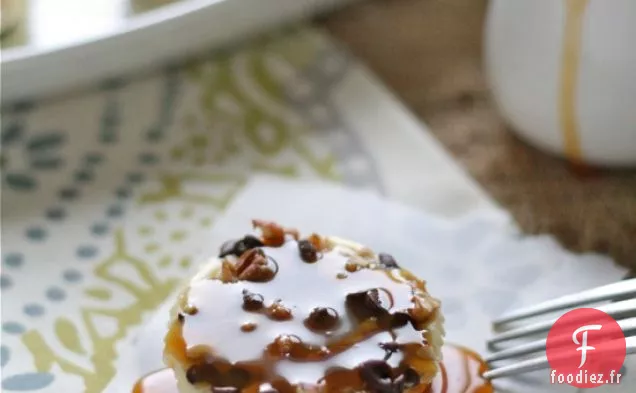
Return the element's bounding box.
[546,308,626,388]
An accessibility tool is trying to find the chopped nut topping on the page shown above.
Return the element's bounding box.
[168,220,442,393]
[304,307,339,331]
[267,301,293,321]
[241,322,258,333]
[240,263,275,282]
[220,260,238,283]
[268,334,302,357]
[236,249,276,282]
[183,304,199,315]
[358,247,375,258]
[345,261,361,273]
[252,219,298,246]
[307,233,329,251]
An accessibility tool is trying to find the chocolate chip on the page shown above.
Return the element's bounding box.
[304,307,339,331]
[186,363,219,384]
[178,313,185,323]
[227,368,250,388]
[237,235,264,255]
[219,235,264,257]
[298,240,318,263]
[242,290,264,311]
[392,369,420,392]
[378,253,399,269]
[379,342,400,360]
[359,360,394,393]
[390,312,410,328]
[401,368,420,388]
[219,240,238,258]
[346,289,385,321]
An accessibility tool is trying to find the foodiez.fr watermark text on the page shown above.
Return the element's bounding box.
[546,309,626,388]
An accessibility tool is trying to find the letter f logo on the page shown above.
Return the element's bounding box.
[572,324,602,368]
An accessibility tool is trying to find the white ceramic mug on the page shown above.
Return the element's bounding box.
[485,0,636,167]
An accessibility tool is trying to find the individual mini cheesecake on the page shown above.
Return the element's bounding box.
[164,220,444,393]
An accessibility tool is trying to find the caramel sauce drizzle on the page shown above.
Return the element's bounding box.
[132,345,492,393]
[560,0,590,165]
[153,222,450,393]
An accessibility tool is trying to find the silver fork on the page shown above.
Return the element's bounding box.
[483,278,636,379]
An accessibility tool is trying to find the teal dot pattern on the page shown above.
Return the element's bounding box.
[91,223,109,236]
[45,287,66,302]
[58,187,79,200]
[1,122,23,145]
[0,44,388,392]
[3,253,23,268]
[1,346,9,368]
[100,95,121,144]
[45,207,66,221]
[76,246,98,259]
[23,304,45,317]
[126,172,144,183]
[107,204,124,218]
[25,227,47,241]
[2,372,54,390]
[4,173,37,191]
[2,322,25,335]
[0,275,13,290]
[1,121,67,192]
[74,170,94,183]
[84,152,104,166]
[62,269,82,283]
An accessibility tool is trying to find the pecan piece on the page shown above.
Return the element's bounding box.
[252,219,298,246]
[235,248,267,275]
[240,263,276,282]
[236,249,276,282]
[220,260,238,283]
[307,233,327,251]
[267,301,293,321]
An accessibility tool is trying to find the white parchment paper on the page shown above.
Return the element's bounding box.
[128,177,631,393]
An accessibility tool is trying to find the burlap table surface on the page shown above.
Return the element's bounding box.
[322,0,636,270]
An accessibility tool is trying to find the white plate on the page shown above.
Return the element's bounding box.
[1,0,354,104]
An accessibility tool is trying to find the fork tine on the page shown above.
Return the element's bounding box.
[483,336,636,380]
[488,298,636,345]
[483,355,549,379]
[486,317,636,362]
[493,278,636,327]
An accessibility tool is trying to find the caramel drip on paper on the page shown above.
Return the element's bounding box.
[133,344,493,393]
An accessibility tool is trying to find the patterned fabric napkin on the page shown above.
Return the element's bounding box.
[0,26,489,392]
